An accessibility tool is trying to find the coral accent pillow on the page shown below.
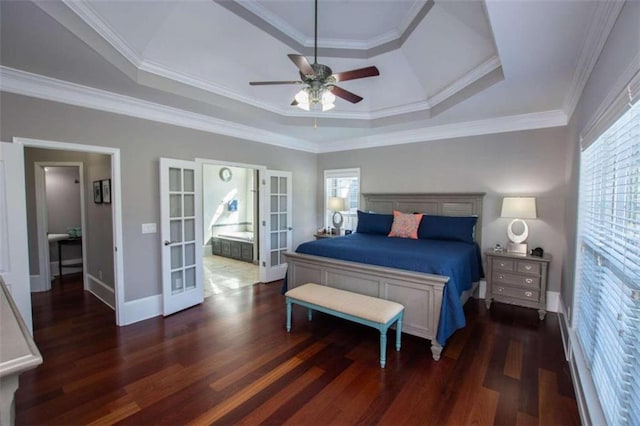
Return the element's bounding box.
[388,210,423,239]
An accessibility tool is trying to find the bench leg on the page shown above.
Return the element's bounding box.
[307,308,313,321]
[380,331,387,368]
[395,316,402,351]
[286,300,292,332]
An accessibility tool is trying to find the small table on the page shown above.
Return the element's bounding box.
[58,237,83,283]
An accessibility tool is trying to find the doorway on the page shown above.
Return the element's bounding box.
[16,137,125,325]
[38,164,84,288]
[201,163,260,296]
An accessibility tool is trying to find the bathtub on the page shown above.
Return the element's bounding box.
[211,231,255,263]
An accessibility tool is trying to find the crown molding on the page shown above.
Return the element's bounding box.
[59,0,494,122]
[563,0,625,120]
[317,110,568,153]
[61,0,143,67]
[0,66,569,155]
[0,66,317,153]
[235,0,421,51]
[428,56,502,107]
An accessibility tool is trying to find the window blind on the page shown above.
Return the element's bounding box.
[575,94,639,425]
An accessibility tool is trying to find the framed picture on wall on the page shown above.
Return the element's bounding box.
[93,180,103,204]
[101,179,111,204]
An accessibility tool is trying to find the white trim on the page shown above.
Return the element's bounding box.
[14,137,126,326]
[428,56,502,108]
[0,67,316,153]
[563,0,625,120]
[61,0,142,67]
[317,110,568,153]
[120,294,162,326]
[567,326,607,426]
[232,0,421,51]
[546,290,560,313]
[1,66,569,154]
[50,259,83,276]
[30,275,46,293]
[86,273,115,310]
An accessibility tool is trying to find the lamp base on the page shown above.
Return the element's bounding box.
[507,242,528,255]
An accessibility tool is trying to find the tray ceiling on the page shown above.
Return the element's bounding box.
[0,0,622,152]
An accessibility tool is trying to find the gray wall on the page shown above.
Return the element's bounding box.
[318,127,570,293]
[561,1,640,323]
[2,93,317,302]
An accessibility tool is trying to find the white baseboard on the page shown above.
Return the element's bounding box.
[478,279,486,299]
[119,294,162,325]
[30,274,48,292]
[546,291,560,312]
[50,259,83,276]
[86,273,115,309]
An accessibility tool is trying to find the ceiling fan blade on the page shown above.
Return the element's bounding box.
[288,54,316,77]
[332,66,380,82]
[330,86,363,104]
[249,81,302,86]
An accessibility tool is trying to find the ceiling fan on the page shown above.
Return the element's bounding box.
[248,0,380,111]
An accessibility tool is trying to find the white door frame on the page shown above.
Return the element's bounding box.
[195,158,267,283]
[33,162,86,292]
[14,137,125,325]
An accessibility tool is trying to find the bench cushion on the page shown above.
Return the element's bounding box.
[285,283,404,324]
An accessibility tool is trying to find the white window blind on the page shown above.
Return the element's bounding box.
[575,92,639,425]
[324,168,360,231]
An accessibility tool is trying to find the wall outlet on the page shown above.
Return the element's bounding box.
[142,223,157,234]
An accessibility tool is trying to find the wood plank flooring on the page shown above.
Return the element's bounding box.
[15,276,580,425]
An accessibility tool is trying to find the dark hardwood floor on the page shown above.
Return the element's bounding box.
[15,275,580,425]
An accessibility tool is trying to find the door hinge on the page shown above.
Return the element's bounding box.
[262,220,266,226]
[262,261,266,267]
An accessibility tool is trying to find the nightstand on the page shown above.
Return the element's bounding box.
[484,250,551,320]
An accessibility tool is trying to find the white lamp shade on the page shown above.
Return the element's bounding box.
[501,197,537,219]
[327,196,346,211]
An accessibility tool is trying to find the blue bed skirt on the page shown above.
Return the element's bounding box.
[284,233,483,346]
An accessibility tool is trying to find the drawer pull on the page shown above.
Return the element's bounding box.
[525,291,533,297]
[500,262,505,267]
[499,275,504,280]
[498,288,504,292]
[525,278,533,284]
[525,265,532,270]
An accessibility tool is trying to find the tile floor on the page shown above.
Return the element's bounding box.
[202,255,260,298]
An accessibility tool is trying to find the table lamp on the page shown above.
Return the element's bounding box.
[501,197,537,255]
[327,196,347,234]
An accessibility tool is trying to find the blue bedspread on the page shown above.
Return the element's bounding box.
[291,233,483,345]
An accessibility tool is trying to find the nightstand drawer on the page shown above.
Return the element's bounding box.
[492,272,540,288]
[493,285,539,302]
[516,261,541,276]
[492,259,515,272]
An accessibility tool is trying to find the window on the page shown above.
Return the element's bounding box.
[323,168,360,232]
[575,87,639,425]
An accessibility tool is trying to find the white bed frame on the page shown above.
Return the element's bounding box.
[284,192,485,360]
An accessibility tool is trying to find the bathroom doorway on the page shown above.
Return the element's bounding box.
[201,163,261,296]
[40,164,84,286]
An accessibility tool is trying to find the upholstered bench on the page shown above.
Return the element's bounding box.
[285,283,404,368]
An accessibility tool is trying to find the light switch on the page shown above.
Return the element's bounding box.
[142,223,157,234]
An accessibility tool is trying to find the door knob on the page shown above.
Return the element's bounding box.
[164,240,173,246]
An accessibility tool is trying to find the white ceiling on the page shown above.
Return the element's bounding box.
[0,1,622,153]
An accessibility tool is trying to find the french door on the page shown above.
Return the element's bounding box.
[263,170,292,282]
[160,158,203,315]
